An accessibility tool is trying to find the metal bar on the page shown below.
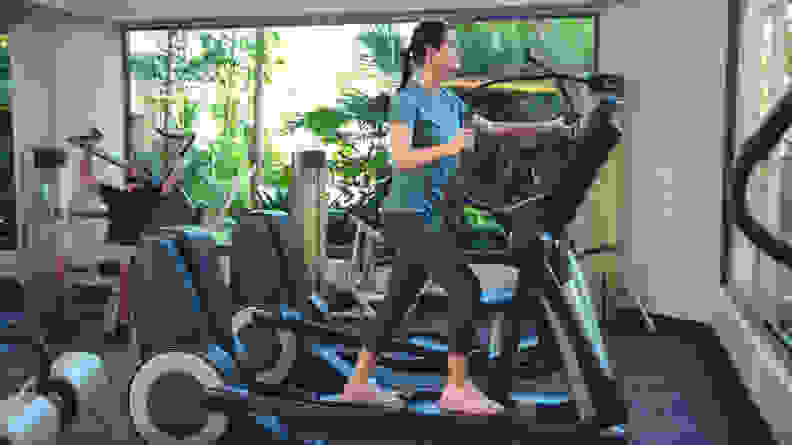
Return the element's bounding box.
[725,0,749,285]
[360,231,377,285]
[489,311,505,358]
[122,29,132,166]
[351,220,364,273]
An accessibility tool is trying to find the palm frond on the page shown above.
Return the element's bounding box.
[335,92,390,126]
[356,25,404,78]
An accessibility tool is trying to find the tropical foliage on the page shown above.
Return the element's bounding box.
[291,19,594,212]
[129,31,286,208]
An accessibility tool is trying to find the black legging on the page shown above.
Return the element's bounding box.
[362,210,481,355]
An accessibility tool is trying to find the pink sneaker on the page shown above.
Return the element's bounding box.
[437,380,506,416]
[340,383,406,410]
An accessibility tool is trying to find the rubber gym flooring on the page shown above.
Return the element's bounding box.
[0,278,781,444]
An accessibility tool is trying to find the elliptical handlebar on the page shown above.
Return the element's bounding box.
[461,71,624,128]
[453,69,624,245]
[733,87,792,270]
[473,72,624,96]
[461,94,623,216]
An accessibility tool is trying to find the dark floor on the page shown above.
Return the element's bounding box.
[0,280,780,445]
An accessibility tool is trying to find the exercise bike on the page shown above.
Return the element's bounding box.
[125,71,629,445]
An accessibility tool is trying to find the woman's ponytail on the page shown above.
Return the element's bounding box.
[397,21,447,92]
[398,48,413,92]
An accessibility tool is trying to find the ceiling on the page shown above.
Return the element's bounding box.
[26,0,613,28]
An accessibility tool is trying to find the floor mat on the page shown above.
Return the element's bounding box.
[605,309,777,444]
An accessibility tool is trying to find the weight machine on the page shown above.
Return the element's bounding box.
[17,127,199,346]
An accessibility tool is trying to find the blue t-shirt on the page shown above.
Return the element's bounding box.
[383,87,468,226]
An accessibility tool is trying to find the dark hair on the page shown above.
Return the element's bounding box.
[398,21,449,91]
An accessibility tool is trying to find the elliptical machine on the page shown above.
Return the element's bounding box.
[124,70,628,445]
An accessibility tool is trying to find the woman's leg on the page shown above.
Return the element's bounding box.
[349,212,431,385]
[351,260,428,384]
[417,214,504,414]
[344,211,503,414]
[415,237,480,388]
[435,264,481,389]
[433,264,504,414]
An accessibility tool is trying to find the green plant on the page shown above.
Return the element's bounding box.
[205,124,253,209]
[285,25,401,191]
[258,186,289,211]
[129,31,286,200]
[128,31,281,82]
[454,18,595,75]
[356,24,404,78]
[179,122,255,210]
[293,90,391,191]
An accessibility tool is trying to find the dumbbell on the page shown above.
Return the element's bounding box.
[0,335,109,445]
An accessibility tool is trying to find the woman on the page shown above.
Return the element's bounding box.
[341,21,536,415]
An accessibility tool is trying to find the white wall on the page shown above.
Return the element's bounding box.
[54,20,125,188]
[599,1,728,325]
[10,8,60,271]
[10,7,125,271]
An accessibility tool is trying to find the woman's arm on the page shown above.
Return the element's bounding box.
[390,121,462,170]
